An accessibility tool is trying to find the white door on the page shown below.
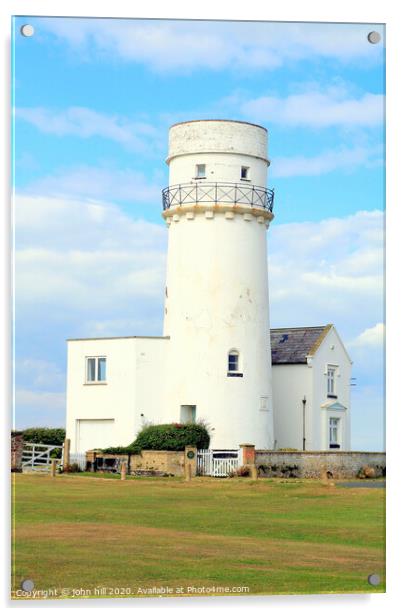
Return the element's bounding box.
[76,419,115,452]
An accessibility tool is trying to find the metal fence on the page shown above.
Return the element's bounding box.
[162,182,274,212]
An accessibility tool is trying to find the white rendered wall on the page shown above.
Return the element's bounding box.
[162,120,274,449]
[66,337,168,452]
[272,327,352,452]
[272,364,313,450]
[167,120,269,164]
[311,327,352,450]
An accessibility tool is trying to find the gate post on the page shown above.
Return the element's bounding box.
[63,438,71,471]
[121,462,127,480]
[184,446,197,477]
[239,443,255,466]
[50,459,57,477]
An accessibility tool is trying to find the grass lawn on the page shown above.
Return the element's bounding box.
[12,473,385,600]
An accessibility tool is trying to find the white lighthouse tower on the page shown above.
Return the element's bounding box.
[162,119,275,449]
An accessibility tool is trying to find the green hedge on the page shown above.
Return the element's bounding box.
[103,422,210,455]
[21,427,66,446]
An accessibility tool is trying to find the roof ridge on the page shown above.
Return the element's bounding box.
[306,324,333,356]
[271,325,330,331]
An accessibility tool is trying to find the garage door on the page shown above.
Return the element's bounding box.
[76,419,115,453]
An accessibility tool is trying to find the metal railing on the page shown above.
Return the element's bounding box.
[162,182,274,212]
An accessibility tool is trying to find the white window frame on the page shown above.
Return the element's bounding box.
[329,417,340,447]
[85,356,107,384]
[327,364,337,397]
[195,164,206,179]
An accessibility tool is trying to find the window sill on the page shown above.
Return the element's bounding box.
[329,443,341,449]
[327,394,338,399]
[193,177,206,180]
[240,178,251,182]
[84,382,108,386]
[227,372,243,378]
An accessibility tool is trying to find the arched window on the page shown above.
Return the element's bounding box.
[228,350,241,376]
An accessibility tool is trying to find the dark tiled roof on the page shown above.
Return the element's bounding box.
[270,325,332,365]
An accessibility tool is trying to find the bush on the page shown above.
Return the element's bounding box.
[22,427,66,446]
[103,422,210,454]
[101,446,137,455]
[63,463,82,473]
[229,465,250,478]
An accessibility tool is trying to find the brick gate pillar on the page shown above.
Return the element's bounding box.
[239,443,255,466]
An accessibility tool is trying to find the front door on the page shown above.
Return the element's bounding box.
[329,417,341,449]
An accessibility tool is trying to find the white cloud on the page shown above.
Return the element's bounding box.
[348,323,385,349]
[15,106,162,154]
[14,194,167,314]
[268,210,384,332]
[272,145,383,178]
[241,89,383,128]
[36,19,384,72]
[24,165,162,204]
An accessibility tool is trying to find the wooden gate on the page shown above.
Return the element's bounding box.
[197,449,240,477]
[21,442,63,473]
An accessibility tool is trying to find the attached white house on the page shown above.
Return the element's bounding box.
[65,324,352,453]
[271,324,352,451]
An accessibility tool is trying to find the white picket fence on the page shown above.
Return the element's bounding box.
[197,449,240,477]
[21,442,63,473]
[69,452,87,470]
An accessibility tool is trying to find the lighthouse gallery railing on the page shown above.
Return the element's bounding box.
[162,182,274,212]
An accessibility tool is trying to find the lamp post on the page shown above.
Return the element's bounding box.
[302,396,306,451]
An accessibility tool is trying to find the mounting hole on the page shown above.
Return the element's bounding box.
[367,31,381,44]
[20,24,34,37]
[368,573,380,586]
[21,579,35,591]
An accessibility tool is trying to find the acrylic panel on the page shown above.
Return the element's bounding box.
[12,16,385,601]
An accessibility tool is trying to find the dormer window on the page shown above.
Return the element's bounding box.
[195,164,206,179]
[241,166,250,181]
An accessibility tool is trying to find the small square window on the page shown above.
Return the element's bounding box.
[241,166,250,180]
[195,164,206,178]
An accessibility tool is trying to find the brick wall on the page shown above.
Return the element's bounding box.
[11,432,24,472]
[255,450,386,479]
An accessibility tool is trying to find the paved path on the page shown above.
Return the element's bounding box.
[337,481,385,488]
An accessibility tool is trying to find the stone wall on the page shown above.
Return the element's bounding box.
[86,449,190,477]
[11,432,24,472]
[255,450,386,479]
[129,450,185,476]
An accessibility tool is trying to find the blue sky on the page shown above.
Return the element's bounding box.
[12,17,385,450]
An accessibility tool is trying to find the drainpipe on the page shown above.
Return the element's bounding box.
[302,396,306,451]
